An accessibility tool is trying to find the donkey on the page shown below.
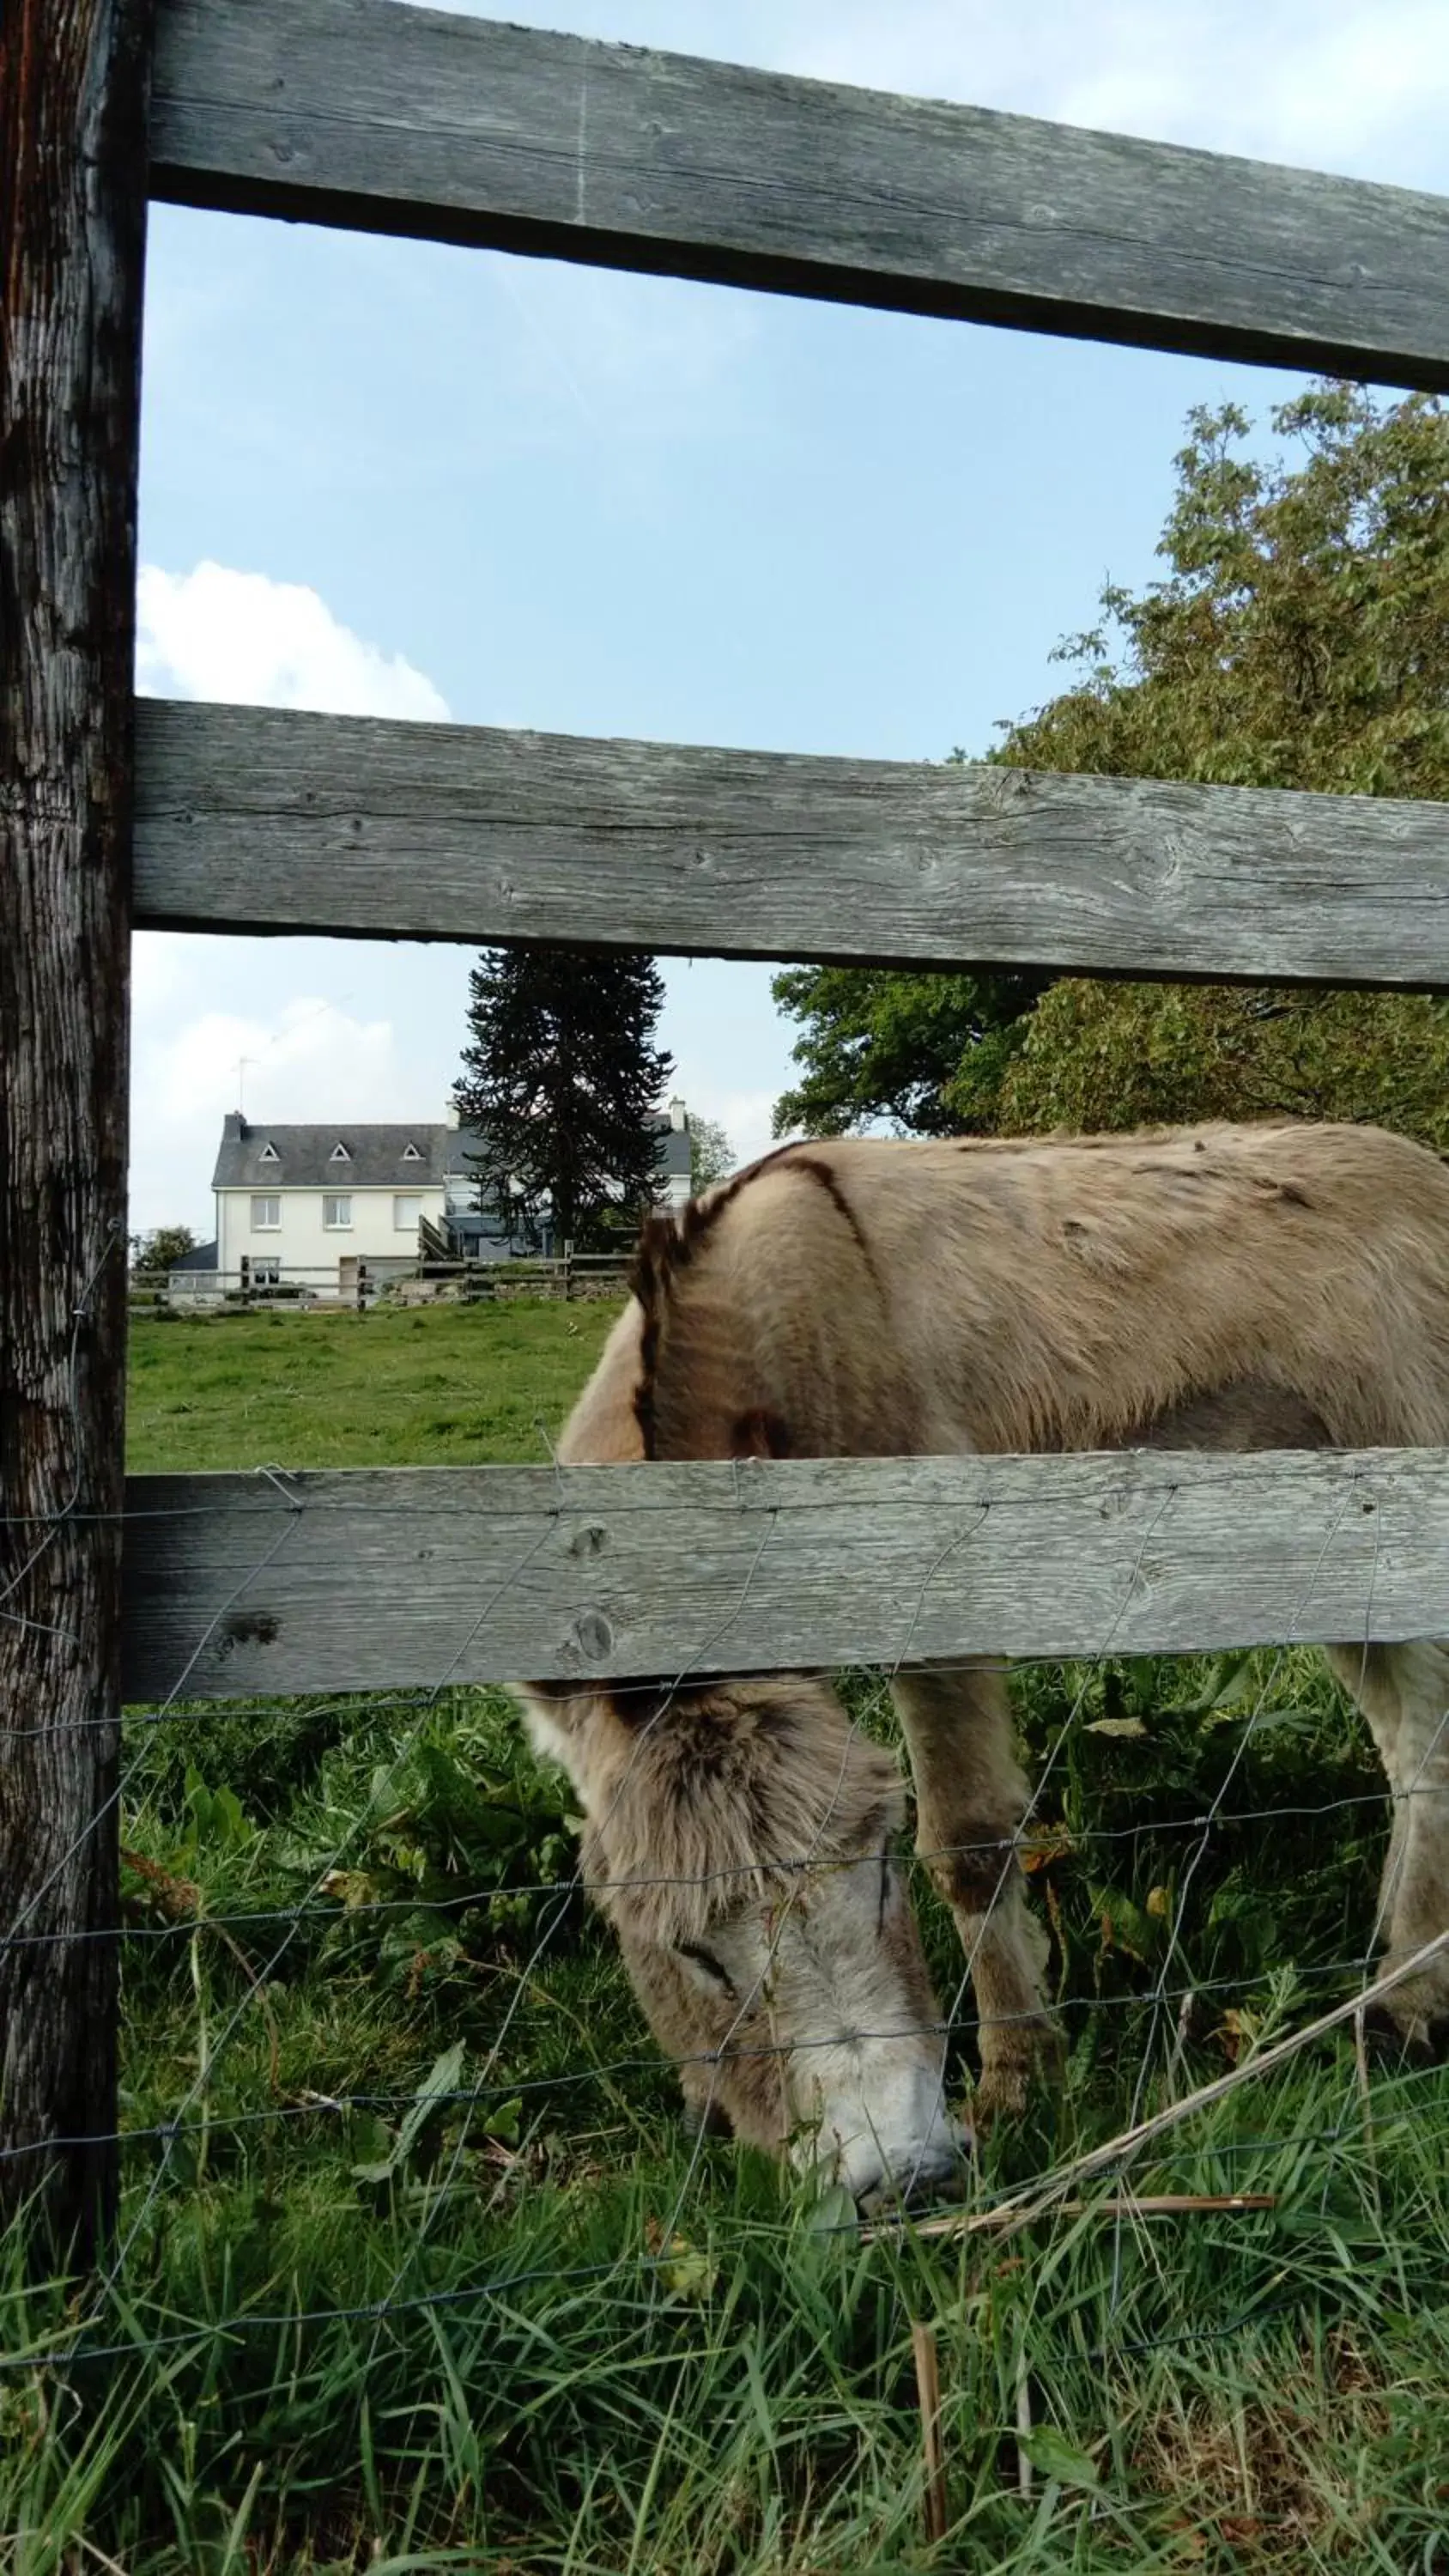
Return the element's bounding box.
[518,1121,1449,2208]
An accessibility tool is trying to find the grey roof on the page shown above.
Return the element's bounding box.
[652,1115,692,1182]
[213,1116,464,1190]
[213,1111,693,1190]
[169,1239,218,1273]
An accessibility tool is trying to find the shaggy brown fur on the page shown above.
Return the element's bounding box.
[563,1675,901,1952]
[520,1121,1449,2187]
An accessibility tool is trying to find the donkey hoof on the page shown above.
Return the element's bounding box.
[973,2051,1052,2129]
[1360,2000,1447,2067]
[972,2071,1028,2130]
[973,2022,1063,2129]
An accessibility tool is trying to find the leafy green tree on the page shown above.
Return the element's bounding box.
[771,968,1048,1137]
[773,386,1449,1146]
[130,1224,199,1275]
[453,949,673,1249]
[997,981,1449,1147]
[1000,386,1449,799]
[994,386,1449,1140]
[688,1115,736,1192]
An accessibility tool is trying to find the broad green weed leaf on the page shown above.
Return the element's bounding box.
[1020,2427,1100,2488]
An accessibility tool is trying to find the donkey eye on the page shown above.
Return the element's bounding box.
[676,1941,737,1999]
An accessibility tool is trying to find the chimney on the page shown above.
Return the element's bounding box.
[223,1111,246,1140]
[668,1096,688,1132]
[444,1102,460,1129]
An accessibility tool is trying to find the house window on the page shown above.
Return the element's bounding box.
[402,1143,422,1163]
[330,1142,350,1163]
[252,1258,281,1288]
[394,1194,422,1230]
[323,1194,353,1230]
[251,1195,281,1230]
[258,1142,279,1163]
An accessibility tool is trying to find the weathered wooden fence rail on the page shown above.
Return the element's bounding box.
[119,1448,1449,1703]
[10,0,1449,2241]
[149,0,1449,386]
[136,696,1449,987]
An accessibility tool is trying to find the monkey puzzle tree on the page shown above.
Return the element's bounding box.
[454,947,673,1249]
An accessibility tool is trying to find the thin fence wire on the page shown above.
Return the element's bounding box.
[5,1451,1449,2394]
[3,2193,1430,2380]
[0,1791,1422,1953]
[2,1441,1421,1534]
[920,1484,1184,2209]
[10,2093,1445,2172]
[1100,1485,1364,2317]
[0,1668,1411,1741]
[94,1517,567,2307]
[0,1947,1422,2178]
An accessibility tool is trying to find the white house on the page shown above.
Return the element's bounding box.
[211,1114,455,1289]
[202,1102,694,1293]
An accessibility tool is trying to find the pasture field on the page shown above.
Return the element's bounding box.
[8,1304,1449,2571]
[125,1298,623,1472]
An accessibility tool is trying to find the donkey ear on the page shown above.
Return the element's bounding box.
[730,1406,791,1459]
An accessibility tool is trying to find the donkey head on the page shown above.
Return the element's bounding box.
[522,1674,968,2210]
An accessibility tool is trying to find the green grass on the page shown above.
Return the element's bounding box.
[6,1309,1445,2569]
[125,1300,623,1471]
[9,2058,1449,2573]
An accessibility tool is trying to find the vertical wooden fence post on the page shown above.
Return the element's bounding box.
[0,0,155,2259]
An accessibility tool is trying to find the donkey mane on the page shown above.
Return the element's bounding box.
[627,1141,868,1458]
[627,1139,890,1461]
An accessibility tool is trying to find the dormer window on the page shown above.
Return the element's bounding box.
[401,1143,422,1163]
[329,1142,350,1163]
[258,1142,279,1163]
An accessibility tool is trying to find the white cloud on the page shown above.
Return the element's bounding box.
[163,997,402,1127]
[787,0,1444,170]
[136,561,451,719]
[130,567,457,1230]
[1040,2,1449,175]
[129,985,430,1235]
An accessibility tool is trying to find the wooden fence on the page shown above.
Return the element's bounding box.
[126,1252,632,1309]
[6,0,1449,2246]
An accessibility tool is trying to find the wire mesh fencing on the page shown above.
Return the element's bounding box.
[5,1455,1449,2400]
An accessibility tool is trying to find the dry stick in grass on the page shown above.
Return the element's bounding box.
[911,2321,947,2547]
[888,1924,1449,2253]
[869,2192,1278,2245]
[1353,2000,1381,2201]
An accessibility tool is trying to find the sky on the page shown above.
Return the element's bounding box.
[130,0,1449,1236]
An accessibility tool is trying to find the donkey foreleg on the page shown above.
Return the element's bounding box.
[892,1662,1057,2122]
[1325,1640,1449,2053]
